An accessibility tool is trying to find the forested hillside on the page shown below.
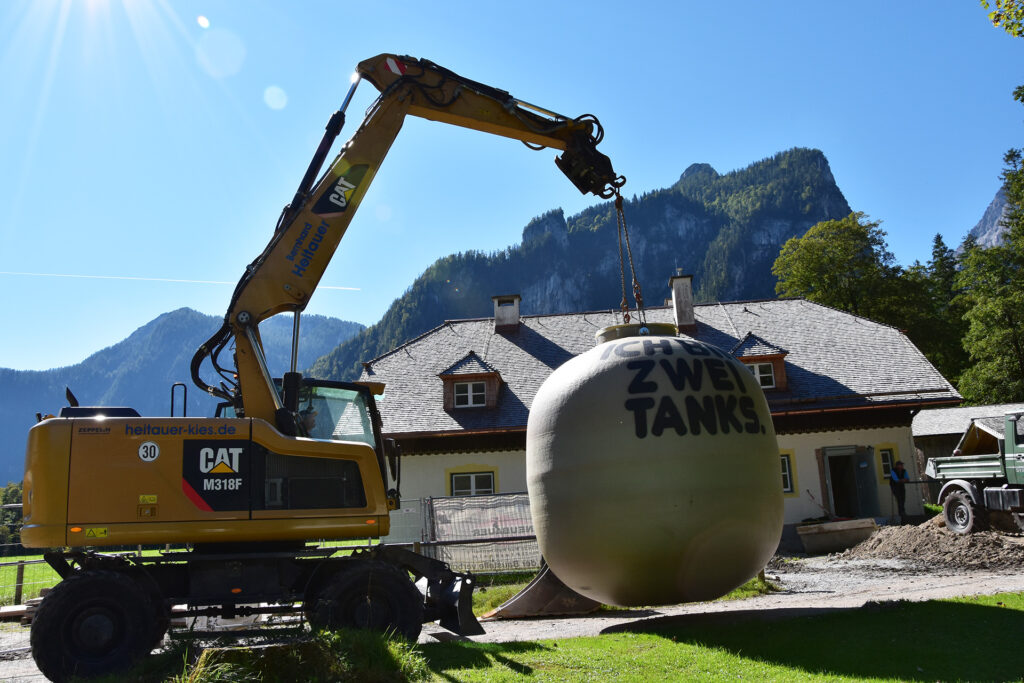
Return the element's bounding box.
[0,310,362,483]
[311,147,850,381]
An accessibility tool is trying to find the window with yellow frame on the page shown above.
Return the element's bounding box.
[445,464,498,496]
[877,445,897,481]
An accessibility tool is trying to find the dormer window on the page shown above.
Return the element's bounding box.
[747,362,776,389]
[730,332,788,392]
[454,381,486,408]
[439,351,503,411]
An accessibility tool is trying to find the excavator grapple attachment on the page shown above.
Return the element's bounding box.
[555,130,626,199]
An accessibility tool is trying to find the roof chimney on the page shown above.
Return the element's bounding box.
[492,294,521,332]
[669,271,696,334]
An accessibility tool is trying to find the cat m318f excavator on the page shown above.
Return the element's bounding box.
[21,53,624,681]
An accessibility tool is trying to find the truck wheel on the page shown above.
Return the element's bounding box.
[943,490,984,534]
[307,561,424,641]
[31,570,155,681]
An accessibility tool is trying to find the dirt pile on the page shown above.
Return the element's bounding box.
[840,517,1024,569]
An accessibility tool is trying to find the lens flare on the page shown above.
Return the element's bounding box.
[263,85,287,110]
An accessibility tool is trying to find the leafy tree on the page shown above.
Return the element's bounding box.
[981,0,1024,37]
[772,212,899,319]
[772,217,970,383]
[0,482,22,552]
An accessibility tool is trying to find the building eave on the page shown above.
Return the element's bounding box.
[386,396,960,451]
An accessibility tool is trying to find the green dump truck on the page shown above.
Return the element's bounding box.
[925,411,1024,534]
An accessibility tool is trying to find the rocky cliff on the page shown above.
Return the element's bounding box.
[310,147,851,381]
[959,186,1010,254]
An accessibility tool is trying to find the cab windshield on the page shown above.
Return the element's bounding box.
[215,381,379,448]
[297,384,377,446]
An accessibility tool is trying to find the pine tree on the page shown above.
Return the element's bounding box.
[956,140,1024,403]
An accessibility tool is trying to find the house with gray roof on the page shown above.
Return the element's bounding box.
[360,275,961,538]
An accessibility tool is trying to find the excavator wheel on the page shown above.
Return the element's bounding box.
[307,561,424,641]
[133,573,170,650]
[31,570,155,681]
[943,490,986,534]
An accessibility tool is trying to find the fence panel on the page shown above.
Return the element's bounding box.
[424,493,541,573]
[380,498,426,544]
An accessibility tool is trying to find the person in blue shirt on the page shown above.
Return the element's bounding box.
[890,460,910,522]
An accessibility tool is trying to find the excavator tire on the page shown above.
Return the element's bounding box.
[31,570,155,682]
[943,490,986,534]
[134,573,170,650]
[307,561,424,641]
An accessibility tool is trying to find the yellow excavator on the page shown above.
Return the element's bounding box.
[21,53,624,681]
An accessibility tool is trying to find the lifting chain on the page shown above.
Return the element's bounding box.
[614,191,646,326]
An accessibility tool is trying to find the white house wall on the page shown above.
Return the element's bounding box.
[399,425,919,524]
[778,425,920,523]
[400,450,527,500]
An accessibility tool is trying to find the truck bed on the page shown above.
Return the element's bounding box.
[925,453,1005,480]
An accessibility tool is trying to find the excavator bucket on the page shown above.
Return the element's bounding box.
[416,572,485,636]
[438,573,484,636]
[370,545,484,636]
[481,560,601,620]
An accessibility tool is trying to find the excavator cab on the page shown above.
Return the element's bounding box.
[216,377,401,510]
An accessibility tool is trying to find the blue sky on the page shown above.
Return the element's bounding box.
[1,1,1021,370]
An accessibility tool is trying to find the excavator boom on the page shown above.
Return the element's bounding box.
[193,53,624,428]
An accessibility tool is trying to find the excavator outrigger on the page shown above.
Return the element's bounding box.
[21,54,623,681]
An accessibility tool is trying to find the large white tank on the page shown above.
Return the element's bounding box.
[526,324,783,606]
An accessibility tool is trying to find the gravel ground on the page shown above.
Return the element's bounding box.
[427,556,1024,644]
[4,520,1024,681]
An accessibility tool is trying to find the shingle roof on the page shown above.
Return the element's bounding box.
[438,351,496,376]
[361,299,961,437]
[730,332,788,357]
[912,403,1024,437]
[973,415,1024,441]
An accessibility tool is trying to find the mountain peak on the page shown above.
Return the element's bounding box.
[679,163,719,183]
[522,208,568,248]
[960,186,1009,253]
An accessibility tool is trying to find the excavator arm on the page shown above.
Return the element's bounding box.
[192,53,624,428]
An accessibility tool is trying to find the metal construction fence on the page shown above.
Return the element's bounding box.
[418,492,541,573]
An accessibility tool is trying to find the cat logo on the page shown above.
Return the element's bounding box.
[198,446,243,474]
[326,176,357,209]
[312,164,369,215]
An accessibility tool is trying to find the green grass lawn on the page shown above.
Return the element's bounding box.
[0,556,60,605]
[156,591,1024,681]
[0,539,380,607]
[420,592,1024,682]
